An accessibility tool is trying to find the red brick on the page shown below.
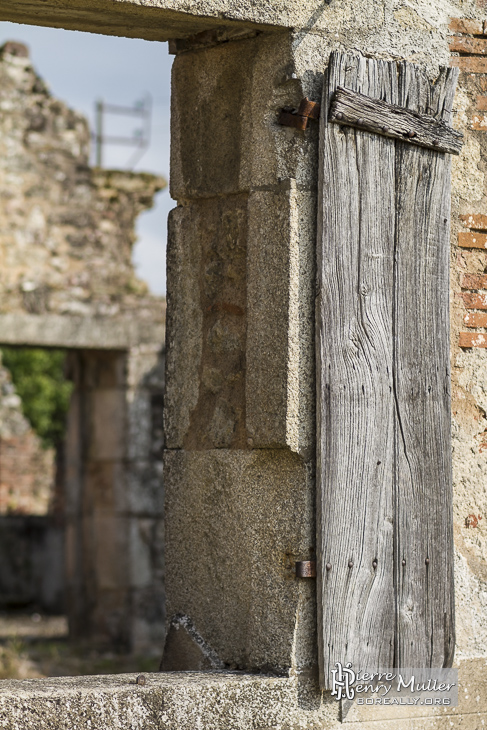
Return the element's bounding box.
[464,311,487,326]
[461,273,487,288]
[460,214,487,229]
[451,56,487,72]
[472,113,487,129]
[459,332,487,347]
[458,231,487,248]
[449,18,485,34]
[461,291,487,308]
[450,36,487,53]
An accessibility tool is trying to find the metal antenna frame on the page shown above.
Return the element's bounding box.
[93,93,152,170]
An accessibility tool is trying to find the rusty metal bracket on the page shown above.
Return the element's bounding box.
[295,560,317,578]
[278,98,320,131]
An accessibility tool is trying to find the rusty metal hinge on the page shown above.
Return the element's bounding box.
[278,98,320,131]
[295,560,316,578]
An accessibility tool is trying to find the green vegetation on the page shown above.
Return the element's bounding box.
[1,348,73,449]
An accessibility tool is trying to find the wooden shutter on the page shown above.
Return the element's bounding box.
[316,52,460,689]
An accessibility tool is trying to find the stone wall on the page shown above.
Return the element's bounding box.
[448,19,487,661]
[0,1,486,729]
[0,40,167,653]
[64,346,165,652]
[0,353,54,515]
[0,40,165,324]
[162,4,487,728]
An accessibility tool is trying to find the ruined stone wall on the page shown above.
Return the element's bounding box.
[64,346,165,652]
[0,39,167,653]
[0,353,54,515]
[0,40,165,325]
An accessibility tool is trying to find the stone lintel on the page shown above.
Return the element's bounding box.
[0,0,276,42]
[0,313,164,351]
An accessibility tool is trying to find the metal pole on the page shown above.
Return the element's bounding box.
[95,99,103,168]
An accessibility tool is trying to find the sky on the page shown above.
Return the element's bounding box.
[0,22,173,295]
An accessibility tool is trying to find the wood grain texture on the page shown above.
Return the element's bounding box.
[393,61,455,669]
[330,86,463,155]
[317,52,457,689]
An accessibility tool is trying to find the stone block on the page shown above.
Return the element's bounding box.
[170,39,254,199]
[89,588,131,650]
[131,585,166,654]
[246,185,315,455]
[126,345,164,390]
[92,513,130,591]
[83,460,127,513]
[89,389,126,461]
[127,389,152,460]
[165,199,247,449]
[129,517,164,590]
[79,350,127,389]
[163,449,315,674]
[171,33,319,198]
[164,206,202,449]
[124,460,164,515]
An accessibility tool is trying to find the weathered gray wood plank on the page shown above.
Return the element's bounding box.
[317,52,397,689]
[316,52,457,690]
[329,86,463,155]
[393,61,455,668]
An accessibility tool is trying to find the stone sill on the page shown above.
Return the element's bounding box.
[0,668,483,729]
[0,671,330,730]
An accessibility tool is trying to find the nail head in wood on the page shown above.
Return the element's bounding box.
[372,560,378,569]
[348,560,354,568]
[425,558,430,565]
[295,560,316,578]
[402,559,406,566]
[326,562,332,571]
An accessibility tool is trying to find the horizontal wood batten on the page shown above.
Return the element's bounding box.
[459,332,487,347]
[460,214,487,230]
[329,86,463,155]
[461,292,487,308]
[451,56,487,72]
[464,311,487,327]
[460,273,487,289]
[458,231,487,248]
[449,36,487,54]
[449,18,485,35]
